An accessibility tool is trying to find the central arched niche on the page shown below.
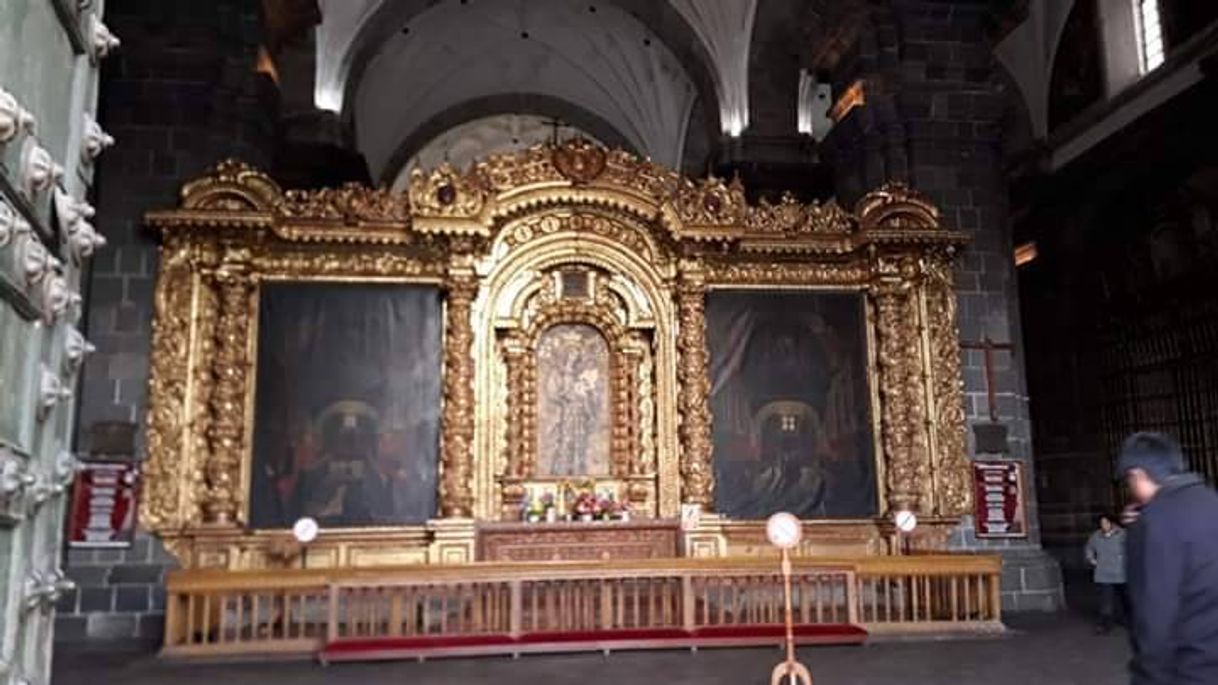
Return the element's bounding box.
[474,208,678,520]
[535,322,613,478]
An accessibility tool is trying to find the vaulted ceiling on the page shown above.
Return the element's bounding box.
[311,0,764,182]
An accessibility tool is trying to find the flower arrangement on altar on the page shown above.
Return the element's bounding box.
[521,480,630,522]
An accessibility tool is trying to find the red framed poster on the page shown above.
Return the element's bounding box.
[972,460,1027,539]
[67,461,141,548]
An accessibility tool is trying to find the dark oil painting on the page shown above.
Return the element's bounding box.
[707,291,877,519]
[249,283,443,528]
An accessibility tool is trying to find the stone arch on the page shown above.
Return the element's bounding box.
[335,0,723,132]
[379,94,638,188]
[333,0,721,176]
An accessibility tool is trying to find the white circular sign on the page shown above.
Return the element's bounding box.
[292,517,319,544]
[894,510,918,533]
[766,512,802,550]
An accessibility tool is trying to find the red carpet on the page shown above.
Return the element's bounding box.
[320,624,868,663]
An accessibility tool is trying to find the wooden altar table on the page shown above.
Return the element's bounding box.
[476,519,682,562]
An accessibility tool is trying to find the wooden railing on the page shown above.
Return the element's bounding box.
[162,555,1002,658]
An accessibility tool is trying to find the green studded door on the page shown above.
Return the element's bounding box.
[1,2,115,683]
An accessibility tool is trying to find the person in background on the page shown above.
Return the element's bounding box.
[1118,431,1218,685]
[1084,513,1126,634]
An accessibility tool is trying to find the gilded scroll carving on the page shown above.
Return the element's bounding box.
[675,262,714,508]
[871,255,933,514]
[440,273,479,517]
[142,237,195,531]
[873,285,916,512]
[703,261,871,286]
[249,247,447,280]
[281,184,409,223]
[202,248,254,525]
[925,255,972,516]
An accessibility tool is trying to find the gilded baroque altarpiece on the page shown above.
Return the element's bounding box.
[141,140,971,570]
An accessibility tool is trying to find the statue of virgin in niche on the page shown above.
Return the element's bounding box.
[537,324,611,477]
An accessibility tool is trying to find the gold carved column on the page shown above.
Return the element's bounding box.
[202,246,253,525]
[675,260,714,508]
[499,336,530,519]
[871,258,932,514]
[440,268,478,518]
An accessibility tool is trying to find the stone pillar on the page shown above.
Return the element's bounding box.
[820,0,1062,610]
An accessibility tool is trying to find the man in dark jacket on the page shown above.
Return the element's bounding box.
[1118,432,1218,685]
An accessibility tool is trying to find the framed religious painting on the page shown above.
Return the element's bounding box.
[247,282,444,529]
[706,290,878,519]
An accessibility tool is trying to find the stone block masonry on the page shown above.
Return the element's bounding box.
[66,0,274,643]
[821,0,1062,609]
[55,534,176,644]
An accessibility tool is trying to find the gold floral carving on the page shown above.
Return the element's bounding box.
[250,246,447,280]
[675,262,714,508]
[743,195,853,235]
[141,236,195,531]
[440,272,478,518]
[873,284,917,512]
[925,255,972,516]
[871,255,935,514]
[281,184,409,224]
[703,260,871,286]
[409,163,486,221]
[674,176,746,230]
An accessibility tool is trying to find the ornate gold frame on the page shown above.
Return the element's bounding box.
[142,140,971,570]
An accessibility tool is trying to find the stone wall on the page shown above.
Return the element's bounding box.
[821,0,1062,612]
[61,0,274,644]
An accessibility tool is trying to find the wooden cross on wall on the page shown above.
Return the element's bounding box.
[960,337,1015,422]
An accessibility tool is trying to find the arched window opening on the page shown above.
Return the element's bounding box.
[1135,0,1165,73]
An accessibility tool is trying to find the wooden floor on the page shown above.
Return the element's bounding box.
[54,612,1128,685]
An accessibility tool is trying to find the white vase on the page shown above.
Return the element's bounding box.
[580,513,593,522]
[545,508,558,523]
